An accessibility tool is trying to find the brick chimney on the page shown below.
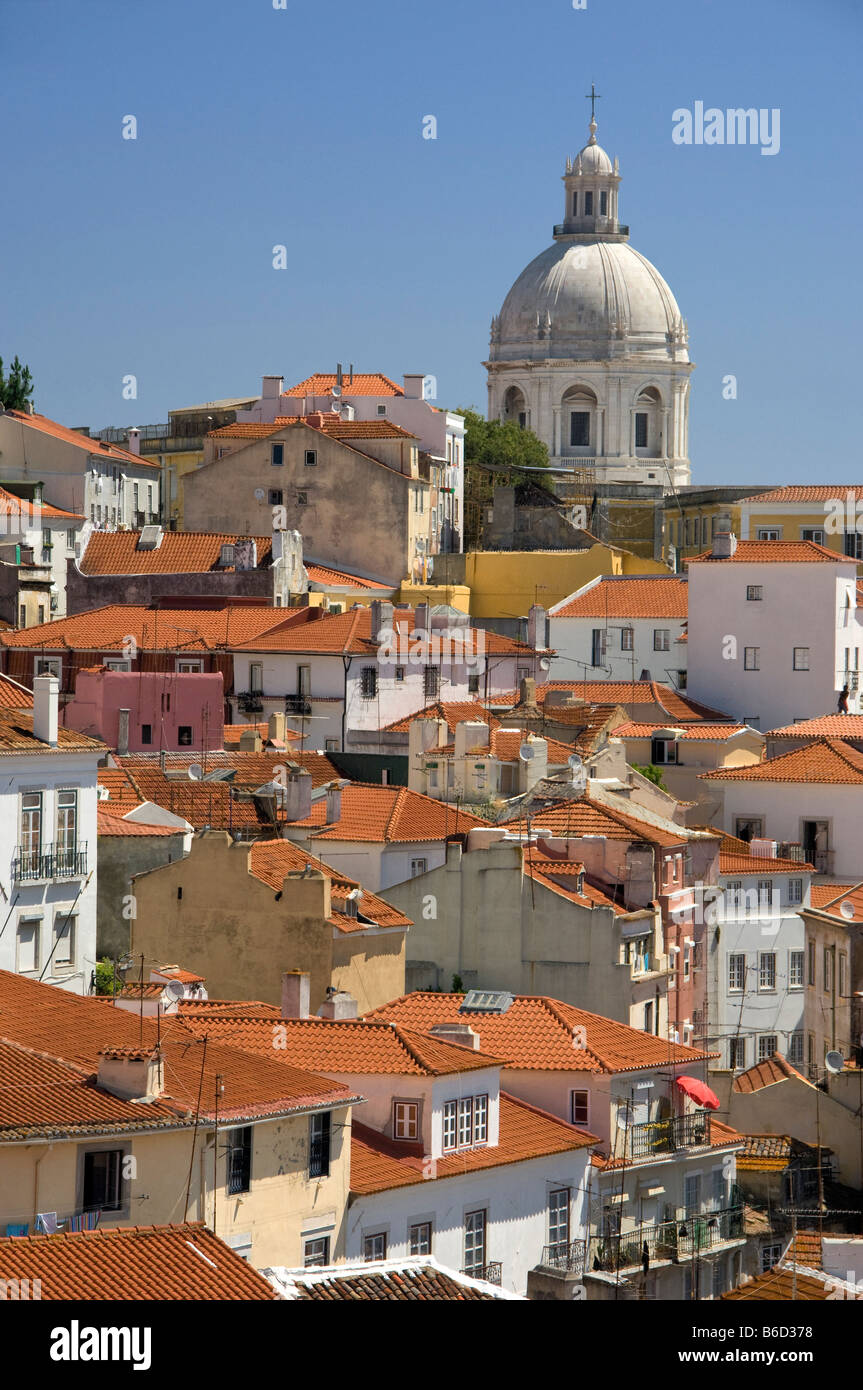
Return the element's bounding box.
[97,1047,164,1101]
[306,412,325,431]
[281,970,310,1019]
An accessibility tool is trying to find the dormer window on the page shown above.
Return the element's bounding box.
[442,1094,488,1151]
[584,191,593,215]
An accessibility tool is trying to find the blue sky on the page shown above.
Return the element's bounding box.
[1,0,860,484]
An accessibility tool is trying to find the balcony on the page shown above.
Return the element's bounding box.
[237,692,264,714]
[540,1240,586,1275]
[13,843,88,883]
[627,1110,711,1161]
[589,1206,744,1273]
[285,695,312,716]
[461,1262,502,1285]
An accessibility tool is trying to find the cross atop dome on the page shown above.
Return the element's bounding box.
[585,83,601,143]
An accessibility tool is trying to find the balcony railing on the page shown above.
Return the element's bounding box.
[285,695,312,716]
[461,1262,502,1285]
[589,1206,744,1273]
[237,692,264,714]
[626,1111,711,1161]
[540,1240,586,1274]
[13,843,88,882]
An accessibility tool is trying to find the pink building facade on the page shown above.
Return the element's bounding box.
[62,668,224,753]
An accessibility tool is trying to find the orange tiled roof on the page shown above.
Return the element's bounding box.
[489,680,731,722]
[613,721,752,741]
[80,531,273,575]
[432,727,575,766]
[283,782,489,842]
[807,881,863,922]
[249,840,412,935]
[0,673,33,709]
[732,1053,809,1093]
[305,563,393,590]
[381,700,498,735]
[0,969,359,1125]
[702,736,863,784]
[745,485,853,503]
[2,410,160,469]
[552,576,688,620]
[97,764,143,813]
[766,714,863,740]
[283,372,404,397]
[687,540,848,564]
[591,1116,743,1170]
[500,791,689,849]
[722,1265,860,1301]
[222,722,302,748]
[156,966,205,983]
[524,858,628,914]
[0,484,84,523]
[783,1230,823,1268]
[0,1223,278,1300]
[178,1013,503,1075]
[0,604,305,653]
[365,992,715,1073]
[810,882,861,910]
[233,605,540,657]
[283,1260,505,1301]
[208,417,417,442]
[0,711,105,756]
[713,830,813,874]
[350,1093,596,1195]
[97,809,183,837]
[736,1134,795,1172]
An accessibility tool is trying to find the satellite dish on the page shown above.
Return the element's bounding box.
[188,764,204,781]
[825,1050,844,1074]
[568,754,584,773]
[539,657,551,672]
[254,488,265,501]
[840,899,856,920]
[163,980,186,1002]
[331,385,342,398]
[518,742,535,762]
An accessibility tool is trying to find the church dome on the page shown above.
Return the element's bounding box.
[492,239,687,363]
[573,140,613,175]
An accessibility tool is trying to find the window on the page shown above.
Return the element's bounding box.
[599,190,608,215]
[303,1236,330,1267]
[758,952,776,991]
[473,1094,488,1144]
[458,1097,473,1148]
[570,411,590,447]
[325,739,338,752]
[424,665,440,699]
[757,528,781,541]
[653,629,670,651]
[226,1126,252,1194]
[548,1188,570,1257]
[744,647,760,670]
[583,191,593,216]
[268,488,283,506]
[271,443,284,467]
[793,647,810,671]
[634,412,648,448]
[591,629,607,667]
[360,667,377,699]
[249,662,263,694]
[21,792,42,868]
[35,657,61,680]
[177,726,192,746]
[808,940,816,986]
[712,1258,726,1299]
[82,1149,123,1212]
[729,1036,746,1069]
[304,450,317,467]
[824,948,833,994]
[801,528,824,545]
[684,1173,702,1215]
[760,1243,782,1273]
[393,1101,419,1140]
[410,1222,431,1256]
[788,950,805,990]
[643,1000,654,1034]
[683,944,691,981]
[728,954,746,992]
[176,658,203,673]
[758,1035,778,1061]
[395,665,406,683]
[844,533,863,560]
[746,585,763,601]
[104,658,131,672]
[757,879,773,909]
[16,918,39,973]
[297,491,307,506]
[18,604,25,626]
[839,953,847,998]
[789,878,803,905]
[410,858,427,878]
[788,1032,804,1065]
[56,789,77,854]
[621,626,634,651]
[67,529,76,549]
[468,673,480,692]
[571,1090,589,1125]
[463,1210,487,1277]
[571,192,578,215]
[364,1232,387,1262]
[309,1112,331,1177]
[377,404,387,416]
[141,724,152,745]
[53,914,75,968]
[443,1101,457,1151]
[651,736,677,765]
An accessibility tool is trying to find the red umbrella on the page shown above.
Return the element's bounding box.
[676,1075,720,1110]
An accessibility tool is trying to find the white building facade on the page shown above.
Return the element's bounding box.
[486,113,693,487]
[549,574,688,686]
[0,677,103,994]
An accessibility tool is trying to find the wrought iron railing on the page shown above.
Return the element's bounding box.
[462,1262,502,1285]
[627,1111,711,1160]
[237,692,264,713]
[541,1240,586,1274]
[285,695,312,715]
[589,1206,744,1273]
[13,843,88,882]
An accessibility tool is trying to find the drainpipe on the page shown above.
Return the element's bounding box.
[32,1144,52,1225]
[341,655,352,752]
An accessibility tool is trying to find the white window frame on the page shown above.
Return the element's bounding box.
[53,913,76,969]
[571,1089,589,1126]
[728,953,746,992]
[175,658,204,674]
[16,916,40,974]
[758,952,776,991]
[393,1101,419,1141]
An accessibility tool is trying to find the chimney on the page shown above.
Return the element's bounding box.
[527,604,548,650]
[518,735,548,793]
[33,674,59,747]
[239,728,262,752]
[403,373,425,400]
[160,749,167,773]
[284,767,312,821]
[325,780,345,823]
[711,531,738,560]
[268,711,286,744]
[414,602,429,635]
[518,676,537,708]
[306,411,325,431]
[117,707,130,756]
[97,1047,164,1101]
[126,428,141,456]
[317,989,358,1021]
[454,720,489,760]
[262,375,283,400]
[370,598,395,642]
[429,1022,480,1051]
[281,970,310,1020]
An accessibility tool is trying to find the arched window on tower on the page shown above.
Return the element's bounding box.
[572,192,578,216]
[503,385,528,429]
[634,386,662,458]
[562,386,598,456]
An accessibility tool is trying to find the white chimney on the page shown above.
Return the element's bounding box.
[127,428,141,456]
[711,531,738,559]
[403,374,425,400]
[284,767,312,821]
[268,711,286,744]
[527,604,548,650]
[454,721,489,760]
[33,674,59,747]
[325,780,345,823]
[414,602,430,636]
[238,728,262,752]
[317,989,358,1021]
[428,1022,480,1051]
[370,599,395,642]
[282,970,310,1019]
[262,375,284,400]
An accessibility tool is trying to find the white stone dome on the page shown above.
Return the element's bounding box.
[491,239,687,363]
[573,140,613,175]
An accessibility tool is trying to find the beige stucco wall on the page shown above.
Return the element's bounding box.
[130,831,404,1012]
[728,1077,863,1190]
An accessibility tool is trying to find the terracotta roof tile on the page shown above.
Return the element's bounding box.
[524,859,628,914]
[97,765,142,813]
[783,1230,823,1268]
[431,727,575,765]
[277,1259,508,1301]
[284,782,489,842]
[552,576,688,620]
[222,723,302,748]
[0,1223,278,1300]
[500,791,689,849]
[350,1093,595,1195]
[0,674,33,709]
[2,411,160,469]
[613,721,752,741]
[732,1053,809,1093]
[0,484,84,523]
[687,540,848,564]
[766,714,863,740]
[745,486,852,503]
[703,736,863,784]
[381,700,499,735]
[0,711,105,756]
[0,604,305,653]
[736,1134,795,1172]
[488,681,731,722]
[97,809,183,837]
[722,1265,860,1300]
[283,372,404,397]
[248,840,411,934]
[366,993,714,1073]
[233,605,539,657]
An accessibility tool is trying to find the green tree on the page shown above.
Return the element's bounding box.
[458,407,550,475]
[93,957,119,996]
[0,355,34,411]
[633,763,669,791]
